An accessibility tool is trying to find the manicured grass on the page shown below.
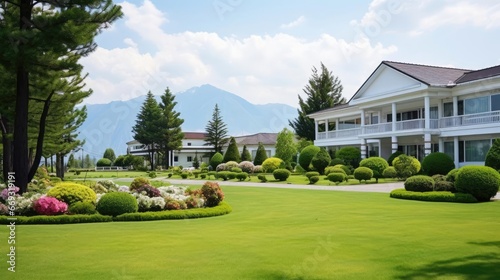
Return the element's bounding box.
[2,186,499,279]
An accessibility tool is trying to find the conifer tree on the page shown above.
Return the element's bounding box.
[253,142,268,166]
[241,145,252,162]
[223,137,241,163]
[158,87,184,168]
[275,128,297,165]
[205,104,228,154]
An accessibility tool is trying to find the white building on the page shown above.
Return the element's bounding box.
[309,61,500,167]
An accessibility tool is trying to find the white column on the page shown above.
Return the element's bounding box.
[325,119,329,133]
[391,136,398,154]
[424,133,432,156]
[453,96,458,116]
[360,139,367,159]
[424,96,430,129]
[335,119,339,130]
[172,150,175,167]
[392,102,397,131]
[453,137,459,167]
[437,99,443,119]
[315,120,319,139]
[438,138,444,153]
[360,109,365,135]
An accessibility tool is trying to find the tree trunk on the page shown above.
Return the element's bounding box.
[1,136,12,182]
[50,155,54,173]
[56,153,65,179]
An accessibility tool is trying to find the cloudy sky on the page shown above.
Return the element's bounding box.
[80,0,500,107]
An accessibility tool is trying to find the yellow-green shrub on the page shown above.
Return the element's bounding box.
[47,182,96,206]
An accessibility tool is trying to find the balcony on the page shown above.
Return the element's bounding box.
[440,111,500,128]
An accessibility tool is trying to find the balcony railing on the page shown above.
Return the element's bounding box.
[318,111,500,140]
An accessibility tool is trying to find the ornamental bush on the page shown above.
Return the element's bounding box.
[446,168,459,183]
[96,180,118,191]
[225,161,239,171]
[325,167,347,178]
[309,176,320,184]
[390,189,477,203]
[434,180,456,192]
[96,192,138,216]
[327,172,345,185]
[201,181,225,207]
[257,174,267,182]
[96,158,112,167]
[335,147,361,168]
[209,152,224,170]
[353,167,373,182]
[382,166,397,178]
[305,171,320,179]
[404,175,435,192]
[47,183,97,206]
[393,155,421,180]
[329,158,345,166]
[238,161,255,173]
[455,166,500,202]
[360,157,389,183]
[130,177,151,191]
[273,169,291,181]
[68,201,97,215]
[217,171,231,181]
[231,167,242,173]
[387,151,404,166]
[132,185,161,198]
[223,137,241,163]
[33,196,68,215]
[216,163,227,172]
[334,164,352,175]
[298,145,320,171]
[422,152,455,176]
[253,165,263,173]
[311,148,331,175]
[262,157,284,173]
[485,138,500,171]
[253,143,268,166]
[235,172,248,181]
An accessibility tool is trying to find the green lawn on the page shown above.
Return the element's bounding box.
[1,186,499,279]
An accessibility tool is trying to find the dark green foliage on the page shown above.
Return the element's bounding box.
[0,214,113,225]
[96,158,112,167]
[324,166,347,177]
[253,142,268,166]
[382,166,397,178]
[335,147,361,168]
[359,157,389,183]
[393,155,421,180]
[181,172,189,179]
[298,145,320,171]
[148,171,157,178]
[404,175,435,192]
[96,192,138,216]
[241,145,252,162]
[422,152,455,176]
[223,137,241,163]
[390,189,477,203]
[192,153,200,169]
[455,166,500,202]
[205,104,228,154]
[305,171,320,179]
[446,168,459,182]
[434,180,456,192]
[69,202,97,215]
[103,148,116,163]
[289,63,346,140]
[485,138,500,170]
[227,172,237,180]
[209,152,223,170]
[327,173,346,185]
[113,155,126,167]
[158,87,184,168]
[217,171,230,181]
[311,148,331,175]
[388,151,404,166]
[353,167,373,182]
[236,172,248,181]
[309,176,320,184]
[330,158,345,166]
[273,169,291,181]
[258,174,268,182]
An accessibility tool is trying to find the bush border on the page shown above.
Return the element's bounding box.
[390,188,478,203]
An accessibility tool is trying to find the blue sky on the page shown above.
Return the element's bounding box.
[81,0,500,107]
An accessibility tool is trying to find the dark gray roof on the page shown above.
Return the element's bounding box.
[307,103,352,116]
[383,61,471,86]
[456,65,500,84]
[234,133,278,145]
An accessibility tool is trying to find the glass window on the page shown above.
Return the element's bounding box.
[430,107,438,119]
[444,142,454,160]
[187,156,193,162]
[465,140,490,162]
[443,102,453,117]
[174,156,179,162]
[371,115,379,125]
[465,96,489,115]
[491,94,500,111]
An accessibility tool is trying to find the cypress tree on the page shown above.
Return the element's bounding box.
[241,145,252,162]
[223,137,241,163]
[253,142,268,166]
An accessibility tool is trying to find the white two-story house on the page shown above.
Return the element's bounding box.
[309,61,500,167]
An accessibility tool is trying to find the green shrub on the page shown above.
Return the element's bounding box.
[309,176,320,184]
[446,168,459,182]
[273,169,291,181]
[148,171,157,178]
[393,155,421,180]
[217,171,231,181]
[90,183,107,194]
[47,183,97,206]
[69,201,97,215]
[238,161,255,173]
[311,148,331,175]
[216,163,227,172]
[335,147,361,168]
[0,214,113,225]
[96,192,138,216]
[96,158,112,167]
[359,157,389,183]
[327,173,345,185]
[262,157,284,173]
[253,142,268,166]
[485,138,500,171]
[434,180,456,192]
[235,172,248,181]
[209,152,224,170]
[231,167,242,173]
[422,152,455,176]
[390,189,477,203]
[130,177,151,191]
[225,161,239,171]
[325,167,347,179]
[382,166,397,178]
[329,158,345,166]
[253,165,263,173]
[223,137,241,163]
[181,172,189,179]
[200,174,207,179]
[207,171,217,179]
[353,167,373,182]
[404,175,435,192]
[298,145,320,171]
[305,171,320,179]
[431,174,446,182]
[387,151,404,166]
[227,172,237,180]
[201,181,225,207]
[258,174,267,182]
[455,166,500,202]
[334,164,351,175]
[192,170,201,178]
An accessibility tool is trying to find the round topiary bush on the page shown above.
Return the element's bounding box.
[327,172,345,185]
[334,164,352,175]
[96,192,138,216]
[422,152,455,176]
[298,145,320,171]
[434,180,456,192]
[353,167,373,182]
[311,148,331,175]
[47,182,97,206]
[235,172,248,181]
[209,152,224,170]
[330,158,345,166]
[325,167,347,177]
[404,175,435,192]
[68,201,97,215]
[225,161,239,171]
[96,158,112,167]
[359,157,389,183]
[238,161,255,173]
[231,167,242,173]
[258,174,267,182]
[216,163,227,172]
[446,168,459,183]
[273,169,291,181]
[130,177,151,191]
[382,166,397,178]
[262,157,284,173]
[393,155,421,180]
[455,166,500,202]
[388,151,404,166]
[309,176,320,184]
[305,171,320,179]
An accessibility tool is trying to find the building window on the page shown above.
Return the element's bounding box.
[187,143,191,146]
[444,142,454,160]
[491,94,500,111]
[187,156,193,162]
[464,140,490,162]
[174,156,178,162]
[443,101,464,117]
[465,96,489,115]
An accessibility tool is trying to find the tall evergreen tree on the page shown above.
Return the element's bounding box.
[0,1,122,192]
[241,145,252,162]
[67,154,76,169]
[132,92,163,171]
[289,62,346,141]
[205,104,228,154]
[192,151,200,169]
[223,137,241,163]
[84,154,93,168]
[103,148,116,163]
[275,128,297,165]
[253,142,268,166]
[158,87,184,168]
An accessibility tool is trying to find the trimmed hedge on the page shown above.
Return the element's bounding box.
[46,182,97,206]
[359,157,389,183]
[485,138,500,171]
[0,214,113,225]
[393,154,421,179]
[335,147,361,168]
[388,151,404,166]
[309,176,320,184]
[262,157,284,173]
[273,169,291,181]
[299,145,320,171]
[382,166,397,178]
[327,173,345,185]
[353,167,373,182]
[209,152,224,170]
[390,189,478,203]
[455,165,500,202]
[235,172,248,181]
[311,148,331,175]
[96,192,138,216]
[305,171,320,179]
[404,175,435,192]
[421,152,455,176]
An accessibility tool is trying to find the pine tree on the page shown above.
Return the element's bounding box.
[253,142,268,166]
[289,62,346,140]
[205,104,228,154]
[132,92,164,171]
[223,137,241,163]
[241,145,252,162]
[103,148,116,163]
[275,128,297,165]
[67,154,76,169]
[84,154,93,168]
[192,151,200,169]
[158,87,184,168]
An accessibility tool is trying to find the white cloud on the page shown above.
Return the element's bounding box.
[280,16,306,29]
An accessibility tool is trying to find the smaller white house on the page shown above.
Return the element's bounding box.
[126,132,278,168]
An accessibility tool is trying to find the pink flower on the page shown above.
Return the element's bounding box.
[33,196,68,215]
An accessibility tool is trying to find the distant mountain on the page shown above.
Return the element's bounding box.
[77,84,297,158]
